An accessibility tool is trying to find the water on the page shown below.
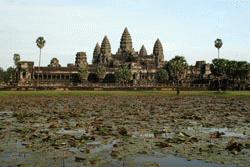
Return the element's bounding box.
[133,154,237,167]
[199,127,248,138]
[0,141,237,167]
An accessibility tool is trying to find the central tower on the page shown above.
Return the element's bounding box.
[120,27,133,53]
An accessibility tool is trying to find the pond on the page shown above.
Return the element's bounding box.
[0,140,237,167]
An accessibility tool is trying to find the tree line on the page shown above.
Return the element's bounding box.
[0,67,15,84]
[211,58,250,91]
[0,54,20,85]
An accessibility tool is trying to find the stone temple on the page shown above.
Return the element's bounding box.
[15,28,211,86]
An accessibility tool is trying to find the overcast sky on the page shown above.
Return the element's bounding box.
[0,0,249,69]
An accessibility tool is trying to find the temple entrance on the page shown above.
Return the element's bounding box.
[103,74,116,83]
[88,73,99,83]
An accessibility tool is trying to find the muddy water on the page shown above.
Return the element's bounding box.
[199,127,248,138]
[1,96,250,166]
[0,151,237,167]
[133,154,237,167]
[0,140,236,167]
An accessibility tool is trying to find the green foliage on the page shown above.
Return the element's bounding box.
[212,59,250,79]
[235,61,250,79]
[226,60,238,78]
[79,64,88,81]
[214,39,223,49]
[211,58,229,76]
[96,65,106,80]
[1,91,250,98]
[13,53,20,67]
[0,67,15,84]
[115,65,132,84]
[0,67,4,83]
[5,67,15,83]
[167,56,188,79]
[166,56,188,95]
[36,36,46,69]
[36,37,46,49]
[156,69,169,83]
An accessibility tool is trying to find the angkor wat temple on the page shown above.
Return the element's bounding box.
[15,28,212,87]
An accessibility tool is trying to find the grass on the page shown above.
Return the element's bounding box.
[0,90,250,97]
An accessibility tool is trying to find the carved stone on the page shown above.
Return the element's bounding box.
[139,45,147,57]
[120,27,133,53]
[48,58,61,68]
[75,52,87,67]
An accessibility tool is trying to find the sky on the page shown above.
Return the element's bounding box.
[0,0,249,69]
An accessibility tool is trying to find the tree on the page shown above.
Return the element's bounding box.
[235,61,250,90]
[1,67,15,84]
[36,37,46,68]
[226,60,238,80]
[96,65,106,82]
[211,59,228,76]
[36,37,46,85]
[211,59,250,90]
[79,64,88,82]
[211,58,229,91]
[214,39,223,59]
[13,54,20,67]
[236,61,250,80]
[167,56,188,95]
[0,67,4,83]
[115,65,132,84]
[156,69,169,83]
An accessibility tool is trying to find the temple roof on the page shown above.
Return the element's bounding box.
[120,27,133,52]
[34,66,78,72]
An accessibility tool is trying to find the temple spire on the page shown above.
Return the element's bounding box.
[153,38,164,64]
[93,43,101,55]
[120,27,133,52]
[139,45,147,56]
[93,43,101,63]
[100,36,112,63]
[153,39,164,56]
[101,36,111,55]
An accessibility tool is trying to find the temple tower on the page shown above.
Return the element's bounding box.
[75,52,87,67]
[100,36,112,64]
[48,58,61,67]
[153,39,164,66]
[93,43,101,64]
[139,45,147,57]
[17,61,34,85]
[120,27,133,53]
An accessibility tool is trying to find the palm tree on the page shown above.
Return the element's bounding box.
[36,37,46,68]
[36,37,46,85]
[13,53,20,67]
[167,56,188,95]
[214,39,223,59]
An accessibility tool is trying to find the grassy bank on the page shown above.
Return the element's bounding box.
[0,90,250,97]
